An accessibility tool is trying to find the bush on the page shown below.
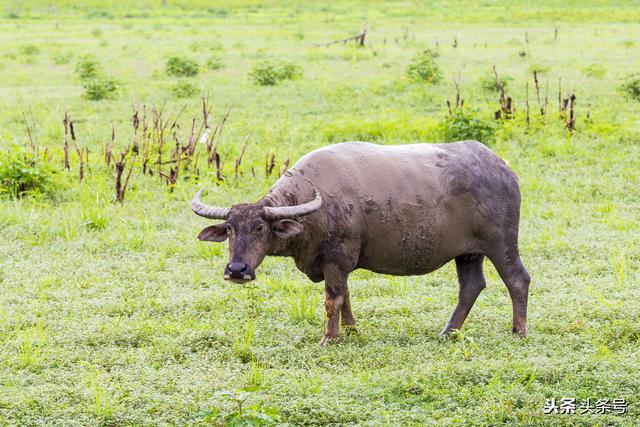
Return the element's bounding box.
[249,61,302,86]
[479,72,512,92]
[82,77,118,100]
[438,112,495,144]
[206,55,225,70]
[171,80,198,98]
[618,73,640,102]
[75,55,101,80]
[165,55,199,77]
[406,50,442,84]
[0,145,56,197]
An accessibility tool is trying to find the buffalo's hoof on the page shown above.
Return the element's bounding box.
[319,335,338,346]
[439,328,457,337]
[512,328,527,337]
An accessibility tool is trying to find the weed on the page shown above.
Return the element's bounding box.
[200,388,278,426]
[165,55,199,77]
[406,50,441,84]
[249,60,302,86]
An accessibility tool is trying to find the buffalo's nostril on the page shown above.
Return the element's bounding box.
[228,262,247,274]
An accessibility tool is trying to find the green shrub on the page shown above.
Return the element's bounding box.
[75,55,101,80]
[618,73,640,101]
[438,112,495,144]
[165,55,199,77]
[479,72,512,92]
[0,145,56,197]
[171,80,198,98]
[406,50,442,84]
[249,60,302,86]
[82,77,118,100]
[206,55,225,70]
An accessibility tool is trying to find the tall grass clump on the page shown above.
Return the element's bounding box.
[0,144,56,197]
[288,289,319,323]
[406,50,442,84]
[18,324,46,370]
[250,60,302,86]
[165,55,199,77]
[234,321,256,363]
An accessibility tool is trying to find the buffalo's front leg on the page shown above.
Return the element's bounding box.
[320,264,349,346]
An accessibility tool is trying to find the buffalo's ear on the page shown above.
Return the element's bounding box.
[271,219,303,239]
[198,224,228,242]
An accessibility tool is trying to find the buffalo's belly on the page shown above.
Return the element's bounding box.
[356,233,448,276]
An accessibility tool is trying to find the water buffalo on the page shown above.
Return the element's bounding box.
[192,141,530,345]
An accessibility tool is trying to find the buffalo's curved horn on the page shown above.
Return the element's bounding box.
[191,189,230,219]
[264,188,322,220]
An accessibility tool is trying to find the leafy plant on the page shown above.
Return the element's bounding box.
[249,60,302,86]
[438,111,495,144]
[200,388,278,426]
[171,80,198,98]
[165,55,199,77]
[618,73,640,101]
[0,144,56,197]
[406,50,442,84]
[82,77,118,100]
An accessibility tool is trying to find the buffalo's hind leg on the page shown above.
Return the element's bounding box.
[488,252,531,336]
[441,254,486,336]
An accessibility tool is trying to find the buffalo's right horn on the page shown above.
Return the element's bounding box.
[263,188,322,219]
[191,189,230,219]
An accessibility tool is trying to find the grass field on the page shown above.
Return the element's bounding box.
[1,1,639,425]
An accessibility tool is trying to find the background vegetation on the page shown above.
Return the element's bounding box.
[0,0,638,425]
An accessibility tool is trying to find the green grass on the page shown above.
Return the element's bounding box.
[0,1,639,425]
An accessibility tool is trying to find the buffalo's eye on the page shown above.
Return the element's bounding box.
[255,223,264,232]
[225,224,232,233]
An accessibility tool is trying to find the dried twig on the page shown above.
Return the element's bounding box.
[316,26,367,47]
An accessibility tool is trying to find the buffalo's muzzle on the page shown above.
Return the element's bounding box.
[224,261,255,283]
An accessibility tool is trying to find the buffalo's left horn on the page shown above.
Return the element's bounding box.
[191,189,230,219]
[264,188,322,219]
